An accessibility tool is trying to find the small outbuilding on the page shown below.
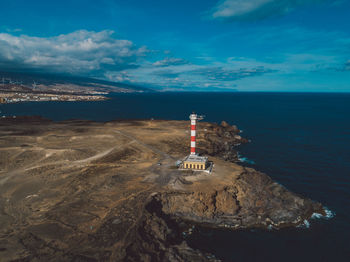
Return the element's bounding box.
[183,154,208,170]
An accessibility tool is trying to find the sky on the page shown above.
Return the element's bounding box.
[0,0,350,92]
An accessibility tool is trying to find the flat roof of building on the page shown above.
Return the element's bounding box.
[183,154,208,163]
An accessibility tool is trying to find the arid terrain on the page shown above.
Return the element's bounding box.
[0,117,324,261]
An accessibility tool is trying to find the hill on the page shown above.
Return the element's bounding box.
[0,71,152,94]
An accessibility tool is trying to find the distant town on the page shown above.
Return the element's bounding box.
[0,92,107,103]
[0,72,152,104]
[0,76,110,104]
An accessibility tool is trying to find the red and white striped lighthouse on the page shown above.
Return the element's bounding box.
[189,113,204,155]
[182,112,208,171]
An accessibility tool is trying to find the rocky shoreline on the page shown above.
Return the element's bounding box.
[124,169,324,262]
[196,120,249,163]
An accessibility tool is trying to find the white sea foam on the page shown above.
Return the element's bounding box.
[324,207,335,219]
[311,213,323,219]
[237,152,255,164]
[297,219,311,228]
[303,219,310,228]
[311,207,335,220]
[238,154,255,165]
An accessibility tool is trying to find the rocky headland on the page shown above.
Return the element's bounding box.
[0,116,325,261]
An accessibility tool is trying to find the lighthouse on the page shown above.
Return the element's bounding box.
[183,112,208,170]
[190,113,203,155]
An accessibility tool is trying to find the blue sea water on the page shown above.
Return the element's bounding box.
[1,92,349,262]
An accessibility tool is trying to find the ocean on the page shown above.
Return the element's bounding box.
[1,92,349,262]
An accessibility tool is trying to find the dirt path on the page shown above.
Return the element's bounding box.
[114,129,185,187]
[114,130,174,160]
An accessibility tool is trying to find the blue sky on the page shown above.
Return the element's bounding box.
[0,0,349,91]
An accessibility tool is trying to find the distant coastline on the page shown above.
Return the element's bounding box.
[0,71,154,104]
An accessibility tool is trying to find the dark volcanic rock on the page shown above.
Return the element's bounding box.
[155,168,324,229]
[124,165,324,261]
[197,122,248,162]
[219,121,239,133]
[124,195,218,262]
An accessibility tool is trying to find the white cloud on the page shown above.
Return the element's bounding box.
[210,0,325,20]
[212,0,273,19]
[104,70,134,82]
[117,58,279,90]
[5,28,22,33]
[152,57,189,67]
[0,30,147,75]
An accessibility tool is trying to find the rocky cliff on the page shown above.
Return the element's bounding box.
[196,121,248,162]
[156,168,323,229]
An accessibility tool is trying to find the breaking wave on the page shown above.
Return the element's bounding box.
[297,219,311,229]
[298,207,335,229]
[237,153,255,164]
[311,207,335,220]
[303,219,310,228]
